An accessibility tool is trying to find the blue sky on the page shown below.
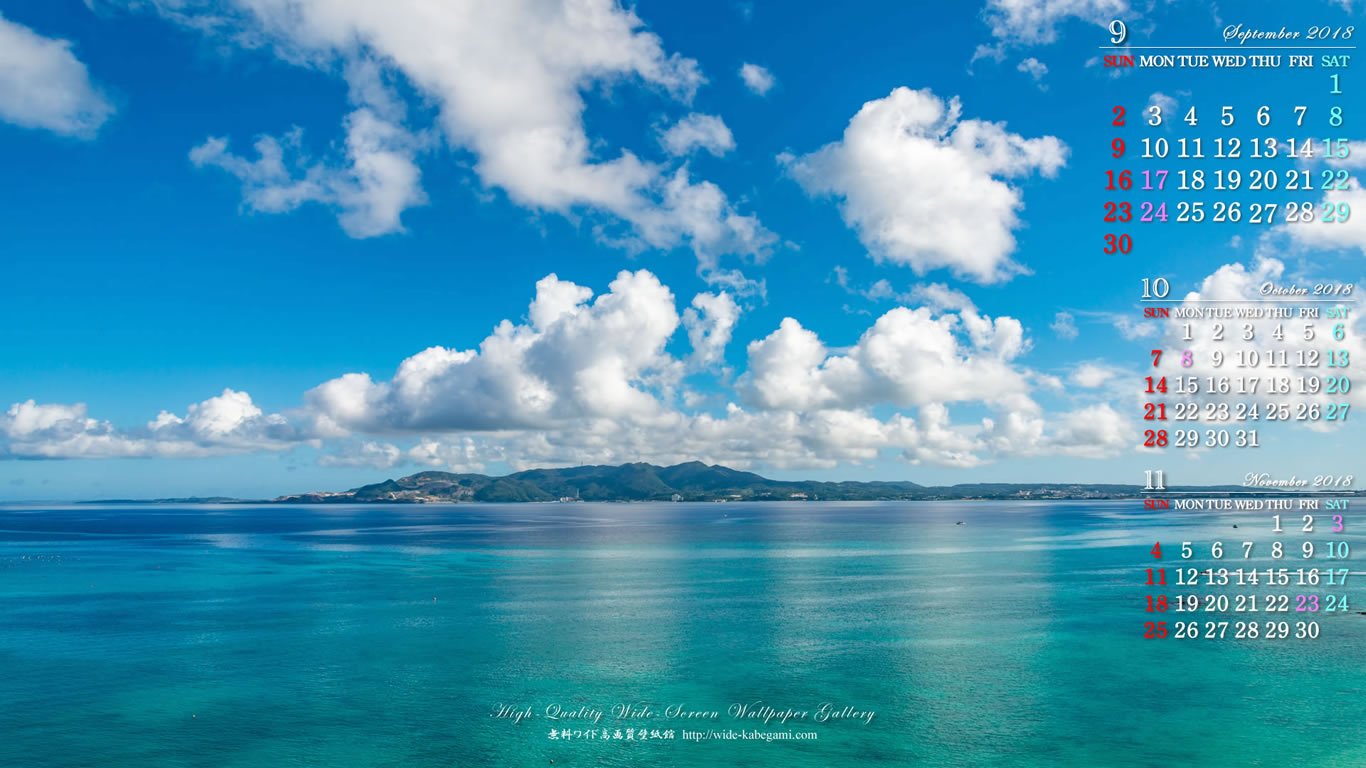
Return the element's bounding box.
[1,0,1363,499]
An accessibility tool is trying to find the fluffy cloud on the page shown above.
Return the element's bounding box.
[984,0,1129,44]
[296,267,1129,469]
[1281,180,1366,256]
[738,63,775,95]
[1051,310,1079,340]
[305,270,683,433]
[10,270,1134,470]
[418,406,920,471]
[715,295,1126,464]
[407,437,488,472]
[2,390,301,459]
[1071,362,1119,388]
[191,106,426,237]
[1047,404,1128,457]
[682,291,740,367]
[1,401,147,459]
[134,0,772,280]
[781,87,1067,283]
[386,398,1128,473]
[317,440,402,469]
[658,113,735,157]
[969,44,1006,69]
[1016,57,1048,88]
[319,437,488,472]
[0,14,113,137]
[740,304,1028,412]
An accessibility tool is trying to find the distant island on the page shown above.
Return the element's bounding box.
[86,461,1355,505]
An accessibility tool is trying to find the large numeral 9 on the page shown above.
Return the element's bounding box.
[1110,20,1128,45]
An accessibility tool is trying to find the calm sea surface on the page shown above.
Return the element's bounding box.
[2,500,1363,767]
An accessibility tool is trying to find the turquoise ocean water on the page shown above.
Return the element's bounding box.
[2,500,1364,767]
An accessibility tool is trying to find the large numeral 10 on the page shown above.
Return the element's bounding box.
[1142,277,1170,299]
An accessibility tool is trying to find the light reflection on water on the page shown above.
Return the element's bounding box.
[1,500,1364,768]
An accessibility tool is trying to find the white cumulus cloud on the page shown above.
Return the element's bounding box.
[2,390,302,459]
[1016,57,1048,88]
[739,62,775,95]
[305,270,683,434]
[294,268,1130,469]
[984,0,1130,44]
[1052,310,1079,340]
[682,291,740,367]
[1280,180,1366,256]
[1071,362,1119,388]
[9,271,1137,471]
[132,0,773,282]
[317,440,403,469]
[781,87,1067,283]
[0,14,113,137]
[658,113,735,157]
[740,303,1028,413]
[190,106,427,238]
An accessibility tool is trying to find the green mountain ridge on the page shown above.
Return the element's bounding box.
[266,461,1246,503]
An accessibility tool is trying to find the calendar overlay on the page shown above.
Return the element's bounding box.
[1104,20,1362,641]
